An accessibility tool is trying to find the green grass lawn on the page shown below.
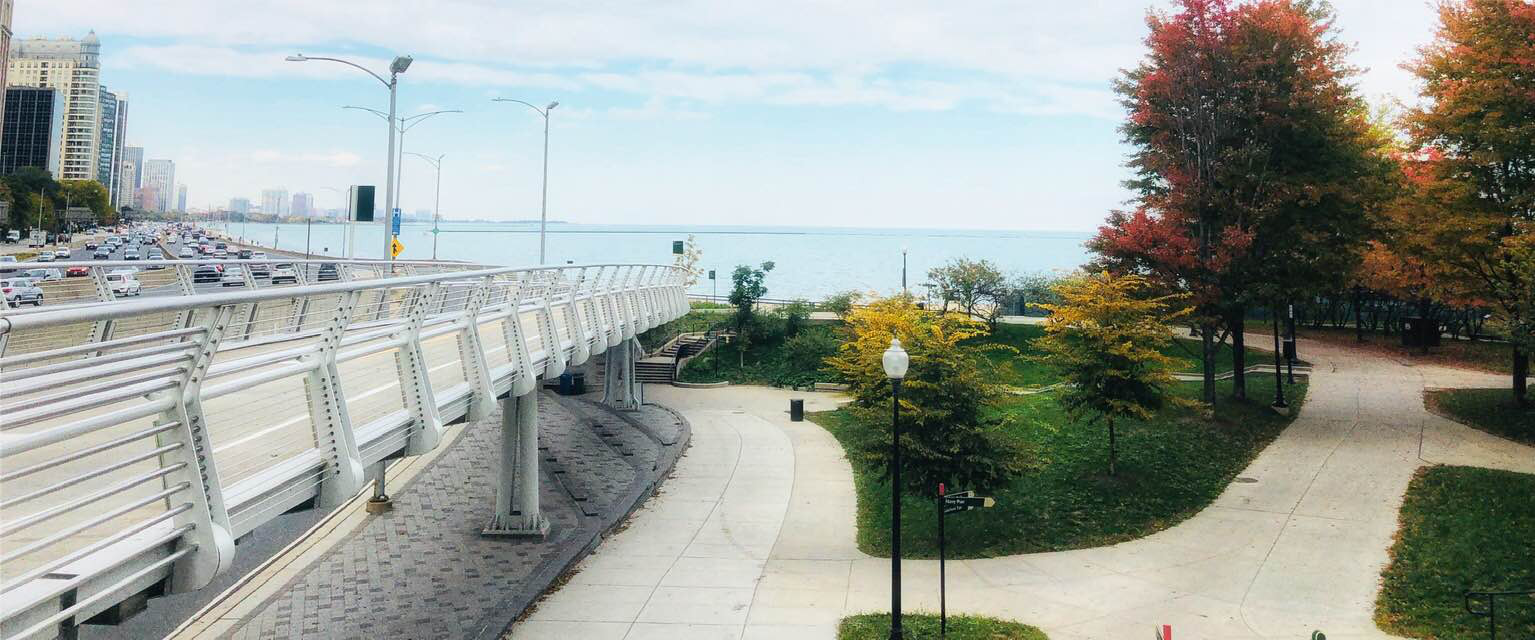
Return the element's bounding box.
[839,613,1048,640]
[813,374,1307,558]
[1375,466,1535,639]
[980,324,1275,389]
[1425,388,1535,446]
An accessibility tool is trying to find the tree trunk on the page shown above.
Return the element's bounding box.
[1202,321,1217,406]
[1231,313,1247,401]
[1516,346,1529,407]
[1107,416,1117,477]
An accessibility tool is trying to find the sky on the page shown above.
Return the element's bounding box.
[18,1,1441,232]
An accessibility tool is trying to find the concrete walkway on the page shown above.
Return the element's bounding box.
[511,339,1535,640]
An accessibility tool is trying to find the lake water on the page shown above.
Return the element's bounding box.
[210,221,1093,301]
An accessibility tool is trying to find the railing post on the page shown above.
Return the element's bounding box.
[171,263,198,330]
[500,278,538,396]
[397,283,447,455]
[597,267,623,348]
[535,272,568,379]
[634,266,656,333]
[457,277,499,422]
[307,290,368,508]
[619,265,640,341]
[87,266,116,344]
[158,304,237,592]
[558,271,592,367]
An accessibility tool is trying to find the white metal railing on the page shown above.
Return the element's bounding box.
[0,261,688,639]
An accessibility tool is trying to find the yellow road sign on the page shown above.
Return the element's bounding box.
[390,236,405,258]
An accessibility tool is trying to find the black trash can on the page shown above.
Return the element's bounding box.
[571,372,586,395]
[558,372,574,395]
[789,398,804,422]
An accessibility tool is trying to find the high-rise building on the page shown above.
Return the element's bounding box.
[97,87,123,203]
[141,158,174,212]
[261,189,289,217]
[1,86,63,176]
[176,184,187,212]
[117,145,142,209]
[1,0,14,126]
[229,198,250,215]
[291,192,314,218]
[6,32,103,181]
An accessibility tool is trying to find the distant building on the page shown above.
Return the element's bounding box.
[261,189,289,217]
[6,32,103,181]
[97,87,125,204]
[291,192,314,218]
[141,159,175,212]
[0,86,63,177]
[117,146,143,209]
[137,185,158,213]
[0,0,13,126]
[176,184,187,212]
[414,208,432,222]
[229,197,251,215]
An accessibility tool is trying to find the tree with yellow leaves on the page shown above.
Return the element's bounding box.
[826,294,1029,496]
[1032,272,1189,476]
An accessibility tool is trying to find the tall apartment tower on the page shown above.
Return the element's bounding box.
[98,87,126,204]
[1,86,63,176]
[1,0,14,126]
[291,192,314,218]
[262,189,290,217]
[176,184,187,212]
[118,145,143,209]
[6,32,103,181]
[141,158,174,212]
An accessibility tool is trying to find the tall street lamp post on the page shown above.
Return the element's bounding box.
[286,53,412,262]
[343,106,460,255]
[1272,306,1287,409]
[405,152,445,260]
[882,338,910,640]
[491,98,558,264]
[901,245,908,293]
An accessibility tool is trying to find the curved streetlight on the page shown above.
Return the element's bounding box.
[343,106,460,230]
[286,53,412,261]
[491,98,558,264]
[404,152,446,260]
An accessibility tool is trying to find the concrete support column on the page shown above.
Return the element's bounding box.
[483,390,549,537]
[601,338,643,411]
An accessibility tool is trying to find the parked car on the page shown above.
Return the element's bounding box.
[316,263,340,281]
[66,265,91,277]
[0,255,17,273]
[192,264,223,283]
[270,263,299,284]
[220,266,246,287]
[2,277,43,307]
[106,272,142,297]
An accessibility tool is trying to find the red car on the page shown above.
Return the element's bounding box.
[66,266,91,277]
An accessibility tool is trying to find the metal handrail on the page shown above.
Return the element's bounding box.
[0,260,688,638]
[1465,588,1534,640]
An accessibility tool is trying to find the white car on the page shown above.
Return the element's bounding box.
[35,252,54,262]
[178,247,196,258]
[220,266,247,287]
[106,272,142,297]
[1,277,43,307]
[53,248,71,259]
[269,263,299,284]
[21,268,62,281]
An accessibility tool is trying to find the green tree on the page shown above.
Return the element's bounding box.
[1031,272,1190,476]
[58,180,111,219]
[727,261,775,364]
[926,258,1010,325]
[2,167,57,230]
[826,295,1029,495]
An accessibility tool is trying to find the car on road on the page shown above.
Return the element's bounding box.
[53,248,71,259]
[21,268,62,281]
[147,248,164,258]
[93,248,111,259]
[123,249,140,260]
[106,272,142,297]
[316,263,340,281]
[66,265,91,277]
[145,256,167,270]
[178,247,196,258]
[237,249,253,259]
[4,230,20,243]
[192,264,223,283]
[213,249,229,259]
[249,261,270,278]
[85,241,98,250]
[35,252,54,262]
[270,263,299,284]
[0,256,17,273]
[220,266,246,287]
[2,277,43,307]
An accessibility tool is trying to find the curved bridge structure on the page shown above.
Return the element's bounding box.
[0,259,688,639]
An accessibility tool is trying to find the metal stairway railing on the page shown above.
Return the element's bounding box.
[0,261,689,640]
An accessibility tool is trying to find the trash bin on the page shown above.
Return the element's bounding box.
[789,398,804,422]
[1283,338,1297,361]
[571,372,586,395]
[558,373,574,395]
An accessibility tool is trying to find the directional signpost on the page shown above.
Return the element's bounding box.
[937,484,995,637]
[390,236,405,258]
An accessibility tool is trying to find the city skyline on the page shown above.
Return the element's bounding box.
[17,1,1447,230]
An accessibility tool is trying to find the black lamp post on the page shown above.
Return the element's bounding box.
[882,337,909,639]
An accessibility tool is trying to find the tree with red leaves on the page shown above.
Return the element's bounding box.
[1402,0,1535,405]
[1092,0,1388,405]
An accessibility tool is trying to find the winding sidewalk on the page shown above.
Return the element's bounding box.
[511,340,1535,640]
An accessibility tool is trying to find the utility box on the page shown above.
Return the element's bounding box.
[348,185,376,223]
